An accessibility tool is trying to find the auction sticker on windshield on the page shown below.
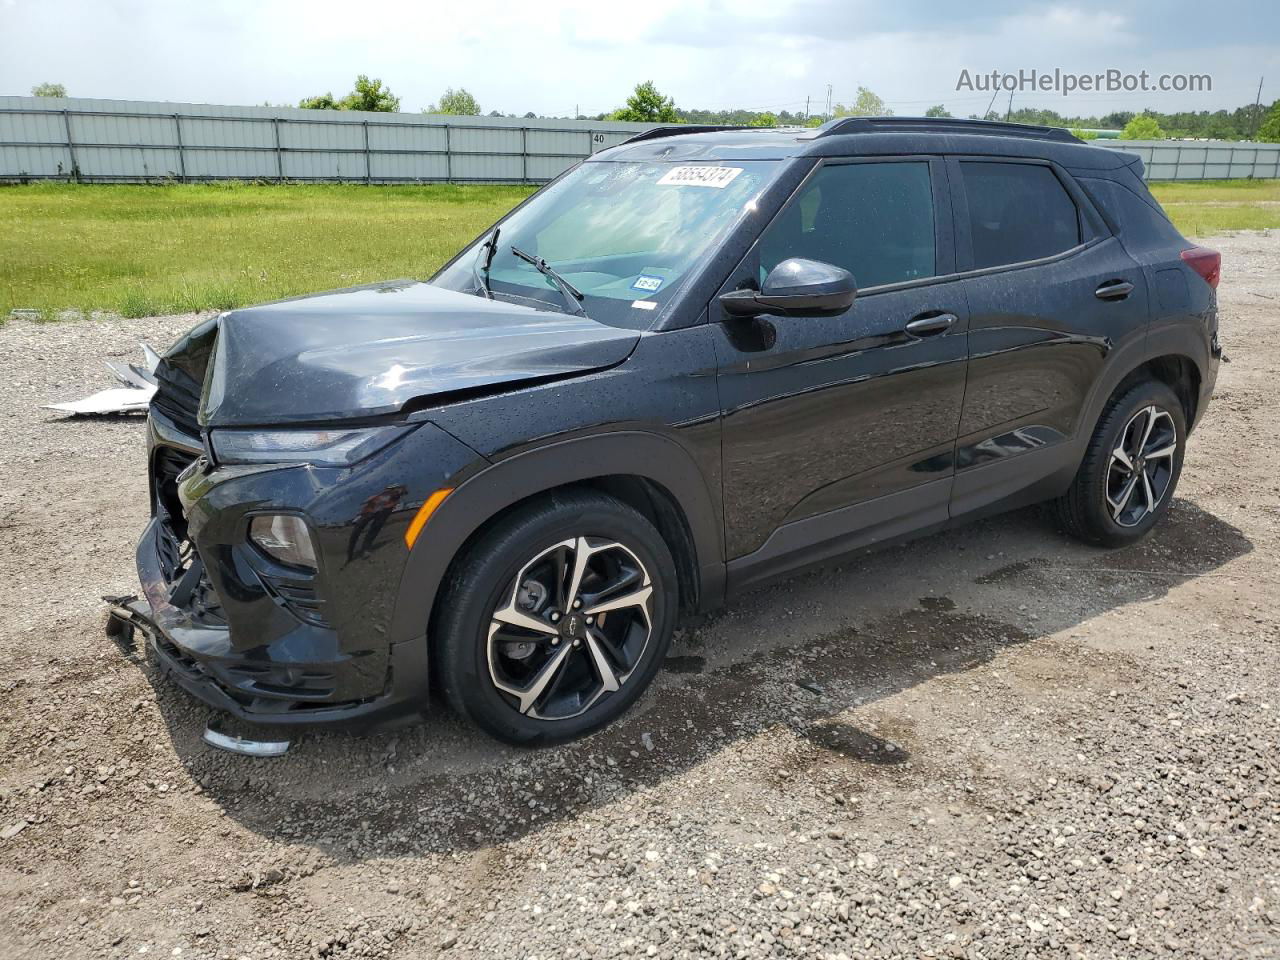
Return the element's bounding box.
[657,166,744,188]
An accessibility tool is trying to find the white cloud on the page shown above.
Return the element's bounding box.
[0,0,1274,117]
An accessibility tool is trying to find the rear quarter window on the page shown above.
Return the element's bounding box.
[1075,175,1188,256]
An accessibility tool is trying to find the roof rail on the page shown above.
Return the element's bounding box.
[808,116,1081,144]
[619,124,746,145]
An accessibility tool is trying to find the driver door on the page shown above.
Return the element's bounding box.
[713,157,970,583]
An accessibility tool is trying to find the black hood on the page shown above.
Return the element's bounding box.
[157,280,641,428]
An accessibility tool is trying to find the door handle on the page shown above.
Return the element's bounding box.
[904,313,956,337]
[1095,279,1134,301]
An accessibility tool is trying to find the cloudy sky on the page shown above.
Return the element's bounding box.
[1,0,1276,118]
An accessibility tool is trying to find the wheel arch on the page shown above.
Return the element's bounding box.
[1113,354,1201,430]
[389,430,726,648]
[1080,322,1209,446]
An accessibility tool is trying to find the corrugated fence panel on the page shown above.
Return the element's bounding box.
[281,118,364,151]
[450,126,524,156]
[182,116,276,150]
[526,129,590,157]
[184,147,278,180]
[368,123,448,153]
[283,150,365,180]
[1,145,68,177]
[1099,140,1280,180]
[368,150,449,181]
[72,111,173,146]
[7,101,1280,184]
[526,154,580,181]
[453,152,525,181]
[77,145,182,179]
[0,96,657,183]
[5,108,65,144]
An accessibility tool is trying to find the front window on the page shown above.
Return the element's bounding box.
[433,160,783,329]
[758,160,936,290]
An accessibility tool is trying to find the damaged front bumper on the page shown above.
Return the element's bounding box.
[122,514,428,728]
[118,408,474,730]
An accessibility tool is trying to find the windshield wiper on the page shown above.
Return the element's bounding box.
[472,227,501,300]
[510,245,587,317]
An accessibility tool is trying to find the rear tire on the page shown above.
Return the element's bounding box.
[434,489,677,745]
[1055,379,1186,547]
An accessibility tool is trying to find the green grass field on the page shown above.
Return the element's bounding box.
[1150,179,1280,236]
[1,182,533,319]
[1,179,1276,320]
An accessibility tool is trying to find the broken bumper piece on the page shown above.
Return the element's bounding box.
[118,515,427,730]
[44,343,160,416]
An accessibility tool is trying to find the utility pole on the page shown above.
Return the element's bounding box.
[1006,91,1014,122]
[1250,77,1265,139]
[983,87,1000,120]
[804,95,810,122]
[826,84,833,121]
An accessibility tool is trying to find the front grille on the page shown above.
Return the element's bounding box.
[152,446,196,541]
[150,441,226,625]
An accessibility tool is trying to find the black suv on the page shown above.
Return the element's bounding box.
[123,117,1222,744]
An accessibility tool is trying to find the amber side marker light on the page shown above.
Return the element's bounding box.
[404,488,454,550]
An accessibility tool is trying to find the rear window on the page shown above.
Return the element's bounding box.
[960,162,1081,269]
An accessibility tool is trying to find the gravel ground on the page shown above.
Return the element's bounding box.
[1,232,1278,960]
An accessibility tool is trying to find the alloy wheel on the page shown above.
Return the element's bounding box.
[486,536,654,721]
[1106,404,1178,528]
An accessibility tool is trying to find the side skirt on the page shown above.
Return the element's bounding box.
[726,478,952,597]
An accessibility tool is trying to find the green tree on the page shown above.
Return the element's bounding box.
[1258,100,1280,143]
[300,76,400,112]
[341,74,400,112]
[834,87,892,118]
[611,81,679,123]
[1119,113,1165,140]
[924,104,951,118]
[427,87,481,116]
[750,112,778,127]
[31,82,67,98]
[298,92,339,110]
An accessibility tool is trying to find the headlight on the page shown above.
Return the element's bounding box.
[211,425,414,466]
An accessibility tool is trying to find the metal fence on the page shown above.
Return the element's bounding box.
[1098,139,1280,180]
[0,96,656,184]
[5,98,1279,184]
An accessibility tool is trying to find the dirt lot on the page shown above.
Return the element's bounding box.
[2,232,1278,960]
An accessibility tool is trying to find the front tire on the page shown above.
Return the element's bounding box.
[1056,379,1186,547]
[434,490,678,745]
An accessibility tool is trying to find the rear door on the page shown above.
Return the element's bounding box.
[713,157,970,578]
[947,157,1150,517]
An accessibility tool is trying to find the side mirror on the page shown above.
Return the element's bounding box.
[719,258,857,319]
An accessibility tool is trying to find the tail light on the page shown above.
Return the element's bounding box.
[1181,246,1221,289]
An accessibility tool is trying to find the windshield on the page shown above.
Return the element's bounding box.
[432,160,782,329]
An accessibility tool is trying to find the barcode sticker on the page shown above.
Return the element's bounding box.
[656,166,744,189]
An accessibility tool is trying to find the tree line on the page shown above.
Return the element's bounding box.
[28,79,1280,141]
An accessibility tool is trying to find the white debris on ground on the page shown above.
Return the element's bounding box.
[41,342,160,415]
